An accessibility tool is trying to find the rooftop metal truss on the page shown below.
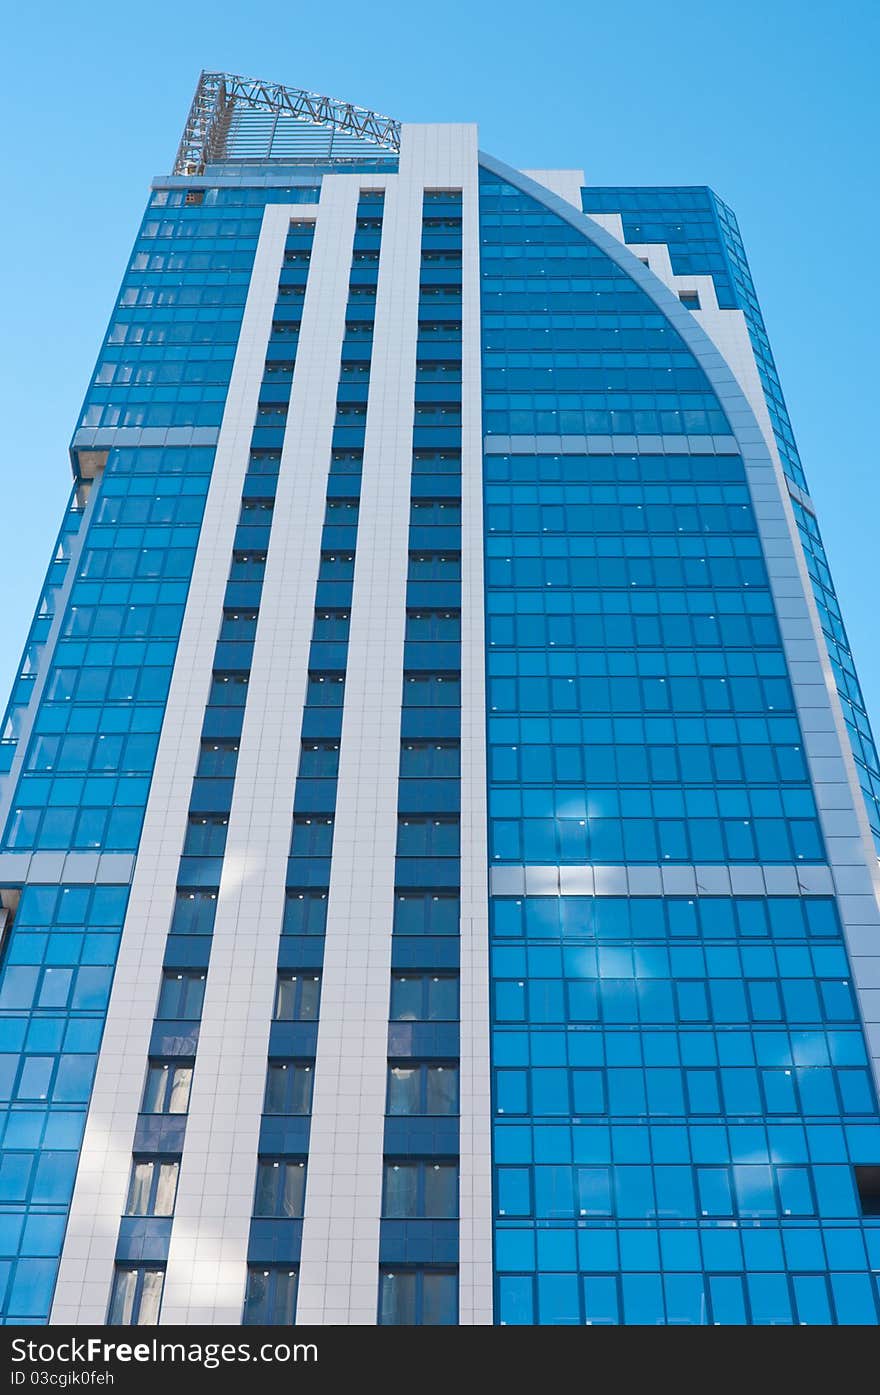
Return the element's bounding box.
[174,71,401,174]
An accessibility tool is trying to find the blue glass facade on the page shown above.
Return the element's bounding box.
[0,180,320,1324]
[2,185,328,860]
[483,169,880,1325]
[0,883,129,1323]
[581,186,880,855]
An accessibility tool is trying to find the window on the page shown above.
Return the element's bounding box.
[196,740,239,777]
[400,742,460,778]
[264,1061,314,1114]
[855,1166,880,1217]
[243,1267,297,1325]
[396,818,460,857]
[229,551,267,581]
[208,672,249,706]
[387,1062,459,1115]
[415,360,462,380]
[298,742,340,777]
[407,552,461,581]
[393,892,459,936]
[169,890,217,936]
[679,290,700,309]
[253,1159,307,1218]
[390,974,459,1021]
[107,1266,164,1325]
[311,610,350,641]
[419,285,462,301]
[290,817,334,857]
[405,610,461,641]
[125,1158,179,1216]
[156,972,206,1020]
[378,1268,457,1325]
[274,973,321,1022]
[306,673,345,706]
[282,890,328,936]
[383,1161,458,1218]
[183,815,228,856]
[141,1061,193,1115]
[403,673,461,707]
[324,499,359,521]
[219,610,258,641]
[409,501,462,525]
[412,450,461,474]
[247,451,281,474]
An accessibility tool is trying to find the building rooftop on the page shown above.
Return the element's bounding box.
[174,70,401,173]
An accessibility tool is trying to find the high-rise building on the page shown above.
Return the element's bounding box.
[1,70,879,1328]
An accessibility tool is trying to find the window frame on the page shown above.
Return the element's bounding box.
[124,1156,180,1217]
[141,1059,193,1115]
[263,1059,315,1115]
[253,1157,308,1219]
[243,1266,298,1326]
[378,1266,458,1325]
[107,1266,165,1325]
[382,1159,459,1218]
[386,1060,460,1116]
[273,972,322,1022]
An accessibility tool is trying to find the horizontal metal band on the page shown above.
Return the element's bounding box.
[0,850,136,885]
[483,432,740,455]
[71,426,220,451]
[489,862,834,897]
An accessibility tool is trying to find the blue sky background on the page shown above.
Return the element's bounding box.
[2,0,879,728]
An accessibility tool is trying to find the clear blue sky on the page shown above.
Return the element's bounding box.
[2,0,879,729]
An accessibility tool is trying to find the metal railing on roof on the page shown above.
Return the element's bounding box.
[173,71,401,174]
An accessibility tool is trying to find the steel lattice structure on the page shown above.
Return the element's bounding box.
[173,70,401,173]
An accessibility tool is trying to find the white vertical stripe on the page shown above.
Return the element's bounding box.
[159,179,360,1323]
[457,132,493,1326]
[297,125,488,1325]
[51,206,293,1324]
[294,155,420,1328]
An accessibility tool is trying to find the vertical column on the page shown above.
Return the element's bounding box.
[238,189,386,1327]
[294,160,420,1327]
[456,135,493,1326]
[51,206,292,1324]
[159,178,360,1323]
[297,126,485,1325]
